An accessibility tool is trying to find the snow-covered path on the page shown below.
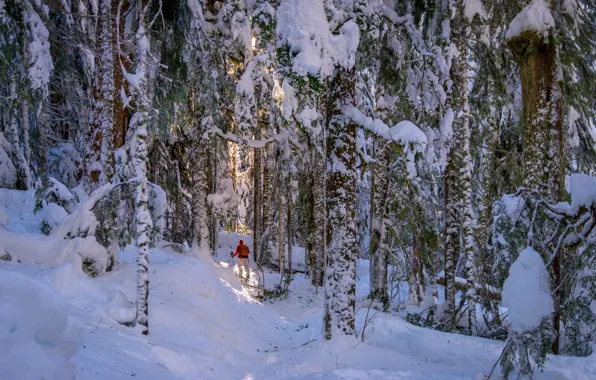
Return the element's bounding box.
[1,231,595,379]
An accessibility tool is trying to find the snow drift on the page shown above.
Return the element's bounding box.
[0,270,81,380]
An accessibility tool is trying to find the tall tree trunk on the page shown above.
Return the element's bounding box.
[454,18,478,336]
[21,101,31,166]
[369,141,389,307]
[277,158,287,274]
[132,4,152,336]
[99,0,115,185]
[253,132,262,265]
[112,0,129,150]
[323,64,357,339]
[228,141,238,231]
[133,112,152,335]
[508,21,564,353]
[208,138,219,255]
[287,196,293,273]
[8,85,32,190]
[261,142,275,266]
[409,233,425,306]
[311,145,326,287]
[508,31,562,198]
[37,103,50,190]
[443,153,459,329]
[192,148,210,256]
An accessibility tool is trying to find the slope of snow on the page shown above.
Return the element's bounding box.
[506,0,555,40]
[0,270,81,380]
[502,247,554,333]
[1,197,595,379]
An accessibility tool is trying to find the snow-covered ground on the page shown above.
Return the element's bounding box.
[1,190,595,379]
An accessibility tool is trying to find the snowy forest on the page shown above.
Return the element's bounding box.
[1,0,596,379]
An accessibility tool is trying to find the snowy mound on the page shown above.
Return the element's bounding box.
[502,247,554,333]
[0,270,82,380]
[506,0,555,40]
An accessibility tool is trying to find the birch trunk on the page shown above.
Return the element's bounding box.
[454,19,477,336]
[133,114,152,335]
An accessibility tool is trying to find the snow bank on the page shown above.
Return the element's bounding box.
[502,247,554,333]
[0,270,81,380]
[506,0,555,40]
[569,173,596,212]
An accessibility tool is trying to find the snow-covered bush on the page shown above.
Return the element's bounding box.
[34,177,78,214]
[53,184,113,276]
[0,270,81,380]
[53,180,166,276]
[38,203,69,235]
[500,247,556,378]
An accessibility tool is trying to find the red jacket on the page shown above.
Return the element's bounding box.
[233,242,250,258]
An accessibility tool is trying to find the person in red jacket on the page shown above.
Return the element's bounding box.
[232,239,250,268]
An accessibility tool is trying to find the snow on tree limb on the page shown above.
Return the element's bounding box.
[345,105,426,177]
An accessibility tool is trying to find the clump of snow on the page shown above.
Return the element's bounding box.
[502,247,554,333]
[24,0,54,92]
[501,194,525,221]
[0,270,81,380]
[590,300,596,315]
[569,174,596,212]
[562,0,580,19]
[277,0,332,77]
[505,0,555,40]
[106,290,136,324]
[464,0,486,22]
[436,108,454,171]
[276,0,360,77]
[39,203,68,232]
